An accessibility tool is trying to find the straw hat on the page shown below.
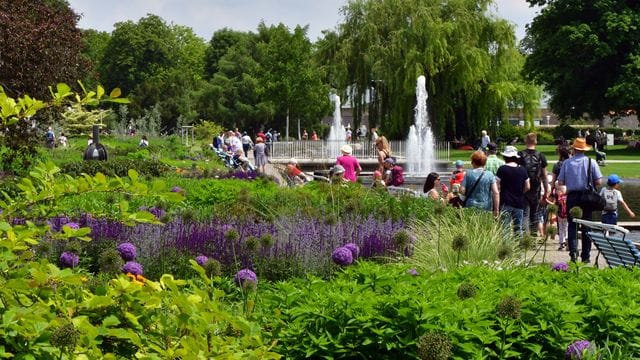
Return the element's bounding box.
[340,145,352,154]
[572,137,591,151]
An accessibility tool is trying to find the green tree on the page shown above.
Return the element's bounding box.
[203,28,250,78]
[0,0,87,99]
[523,0,640,119]
[330,0,538,139]
[257,23,331,139]
[80,29,111,88]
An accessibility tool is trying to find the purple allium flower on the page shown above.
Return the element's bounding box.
[195,255,209,266]
[149,207,166,220]
[565,340,594,359]
[552,262,569,272]
[59,252,79,268]
[65,222,80,229]
[343,243,360,259]
[117,242,137,261]
[171,186,186,195]
[332,247,353,266]
[234,269,258,289]
[407,268,419,276]
[122,261,143,276]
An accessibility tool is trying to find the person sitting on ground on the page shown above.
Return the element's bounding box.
[422,172,442,201]
[449,160,466,188]
[371,170,386,190]
[329,164,347,184]
[139,135,149,147]
[286,158,309,185]
[382,158,405,187]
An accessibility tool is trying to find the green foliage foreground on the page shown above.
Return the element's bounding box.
[258,262,640,359]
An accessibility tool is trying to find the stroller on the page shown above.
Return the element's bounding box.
[232,152,256,172]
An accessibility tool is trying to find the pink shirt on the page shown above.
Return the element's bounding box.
[336,155,361,182]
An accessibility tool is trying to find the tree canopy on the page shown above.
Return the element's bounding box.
[523,0,640,119]
[0,0,87,99]
[325,0,539,139]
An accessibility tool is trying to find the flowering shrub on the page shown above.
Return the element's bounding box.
[59,251,79,268]
[64,222,80,230]
[332,247,353,266]
[565,340,595,359]
[122,261,144,275]
[117,242,137,261]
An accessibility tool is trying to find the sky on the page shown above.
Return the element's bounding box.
[66,0,541,42]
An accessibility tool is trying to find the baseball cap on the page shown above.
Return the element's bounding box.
[607,174,623,186]
[454,160,464,167]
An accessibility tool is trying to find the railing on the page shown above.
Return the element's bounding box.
[268,140,450,162]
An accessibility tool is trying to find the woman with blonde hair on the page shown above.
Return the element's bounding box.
[375,136,391,172]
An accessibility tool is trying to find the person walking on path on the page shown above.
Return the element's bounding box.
[253,137,268,174]
[460,150,499,218]
[518,133,549,237]
[496,146,530,236]
[336,145,361,182]
[600,174,635,225]
[479,130,490,151]
[485,142,504,175]
[557,137,603,263]
[241,132,254,157]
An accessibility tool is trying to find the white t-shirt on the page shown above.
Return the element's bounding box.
[600,187,623,212]
[241,135,253,145]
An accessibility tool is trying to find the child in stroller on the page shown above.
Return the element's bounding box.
[232,149,256,172]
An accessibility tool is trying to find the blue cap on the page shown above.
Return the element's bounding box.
[454,160,464,167]
[607,174,622,186]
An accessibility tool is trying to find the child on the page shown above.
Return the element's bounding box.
[372,170,386,189]
[600,174,635,225]
[447,183,464,208]
[449,160,466,189]
[555,185,569,250]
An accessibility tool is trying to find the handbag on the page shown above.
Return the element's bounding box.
[462,170,485,207]
[579,158,605,211]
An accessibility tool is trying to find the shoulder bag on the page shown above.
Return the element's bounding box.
[579,158,605,211]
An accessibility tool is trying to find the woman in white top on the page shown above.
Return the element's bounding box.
[422,172,442,200]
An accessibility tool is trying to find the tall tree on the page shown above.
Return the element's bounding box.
[80,29,111,88]
[203,28,249,79]
[0,0,87,98]
[523,0,640,119]
[330,0,538,139]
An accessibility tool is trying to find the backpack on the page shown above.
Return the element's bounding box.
[391,166,404,186]
[602,188,618,212]
[521,150,542,188]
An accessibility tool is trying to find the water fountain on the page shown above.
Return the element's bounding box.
[406,75,436,175]
[327,94,346,159]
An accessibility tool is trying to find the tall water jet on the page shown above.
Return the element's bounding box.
[406,75,436,175]
[327,94,346,159]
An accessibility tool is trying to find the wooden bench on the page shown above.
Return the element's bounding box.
[573,219,639,268]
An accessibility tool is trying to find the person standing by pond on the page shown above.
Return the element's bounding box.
[600,174,635,225]
[557,137,603,263]
[460,151,499,218]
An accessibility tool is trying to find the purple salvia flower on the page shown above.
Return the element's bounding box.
[552,262,569,272]
[343,242,360,259]
[122,261,143,275]
[65,222,80,230]
[171,186,183,193]
[407,268,419,276]
[59,252,79,268]
[195,255,209,266]
[234,269,258,289]
[332,247,353,266]
[565,340,594,359]
[149,207,165,220]
[117,242,137,261]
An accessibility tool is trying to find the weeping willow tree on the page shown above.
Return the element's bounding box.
[325,0,540,139]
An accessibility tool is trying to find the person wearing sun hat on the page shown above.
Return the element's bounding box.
[495,145,530,236]
[335,144,361,182]
[599,174,635,225]
[557,137,603,263]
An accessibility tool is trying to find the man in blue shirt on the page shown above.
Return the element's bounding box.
[557,138,603,263]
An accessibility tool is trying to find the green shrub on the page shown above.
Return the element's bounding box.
[60,159,170,177]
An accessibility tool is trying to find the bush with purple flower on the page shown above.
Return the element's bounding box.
[63,222,80,230]
[343,243,360,260]
[552,262,569,272]
[117,242,137,261]
[407,268,419,276]
[234,269,258,289]
[59,252,79,268]
[332,247,353,266]
[565,340,595,359]
[171,186,186,195]
[195,255,209,266]
[122,261,144,276]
